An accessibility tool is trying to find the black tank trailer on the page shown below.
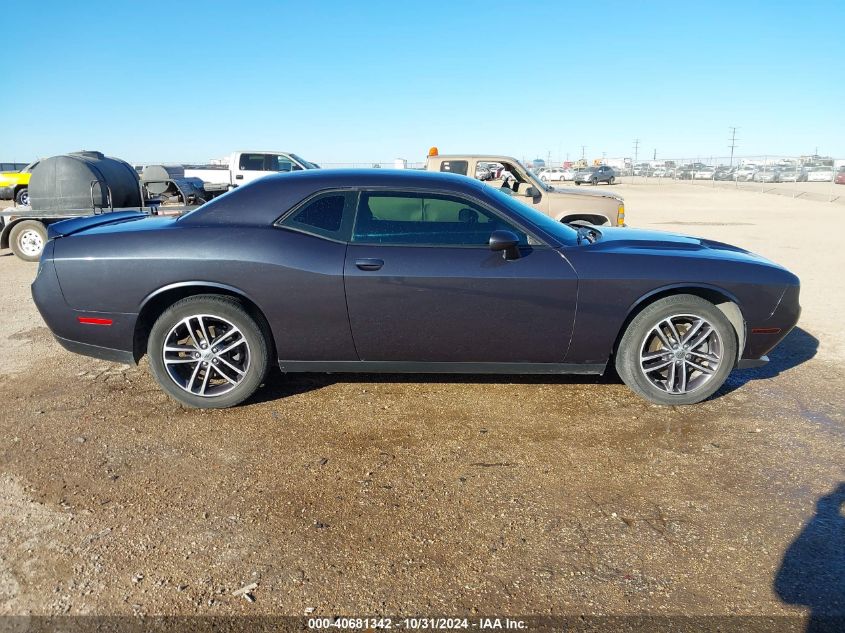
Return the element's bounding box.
[0,151,212,261]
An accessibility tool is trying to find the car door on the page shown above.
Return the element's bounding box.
[233,152,271,185]
[343,189,578,363]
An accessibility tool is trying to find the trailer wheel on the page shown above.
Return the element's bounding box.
[9,220,47,262]
[15,188,29,207]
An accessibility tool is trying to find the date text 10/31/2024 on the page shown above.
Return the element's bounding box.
[307,617,528,630]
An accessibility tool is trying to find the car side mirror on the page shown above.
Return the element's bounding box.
[489,230,521,260]
[523,186,540,198]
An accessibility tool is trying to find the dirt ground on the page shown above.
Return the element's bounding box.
[0,184,843,626]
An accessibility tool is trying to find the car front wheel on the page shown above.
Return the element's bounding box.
[615,294,737,405]
[148,294,271,408]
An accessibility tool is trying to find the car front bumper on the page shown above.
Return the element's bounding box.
[740,284,801,364]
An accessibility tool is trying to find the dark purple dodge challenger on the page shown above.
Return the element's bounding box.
[33,169,800,408]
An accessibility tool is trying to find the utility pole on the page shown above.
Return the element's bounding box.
[633,139,640,166]
[581,145,586,160]
[653,149,657,160]
[728,127,739,167]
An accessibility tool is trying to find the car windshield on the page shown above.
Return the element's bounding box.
[485,187,579,245]
[516,160,552,192]
[290,154,319,169]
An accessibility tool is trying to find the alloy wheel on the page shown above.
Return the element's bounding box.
[162,314,251,397]
[639,313,723,395]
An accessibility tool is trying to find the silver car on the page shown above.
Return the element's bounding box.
[574,165,616,185]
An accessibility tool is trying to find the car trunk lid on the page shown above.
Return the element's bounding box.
[46,211,149,239]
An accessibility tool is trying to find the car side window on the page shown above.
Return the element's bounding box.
[352,191,528,247]
[239,153,267,171]
[438,161,468,176]
[279,191,355,240]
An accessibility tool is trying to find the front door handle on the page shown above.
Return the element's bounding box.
[235,174,244,180]
[355,258,384,271]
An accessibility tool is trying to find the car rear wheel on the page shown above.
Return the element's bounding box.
[9,220,47,262]
[615,294,737,405]
[148,295,271,408]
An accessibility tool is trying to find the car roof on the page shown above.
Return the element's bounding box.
[179,168,487,226]
[430,154,521,163]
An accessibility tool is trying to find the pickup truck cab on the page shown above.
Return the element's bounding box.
[424,152,625,226]
[184,151,318,188]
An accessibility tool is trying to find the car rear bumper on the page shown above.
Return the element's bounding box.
[54,335,136,364]
[32,249,138,365]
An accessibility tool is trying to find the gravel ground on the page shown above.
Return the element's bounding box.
[0,185,843,625]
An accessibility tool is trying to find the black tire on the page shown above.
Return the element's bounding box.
[575,182,581,186]
[9,220,47,262]
[147,294,271,408]
[591,177,598,186]
[609,177,615,185]
[615,294,737,405]
[15,187,29,206]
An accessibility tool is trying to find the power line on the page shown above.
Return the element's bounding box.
[728,127,739,167]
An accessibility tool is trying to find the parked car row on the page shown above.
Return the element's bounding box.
[628,162,839,183]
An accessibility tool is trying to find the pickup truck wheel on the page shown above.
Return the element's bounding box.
[15,188,29,206]
[9,220,47,262]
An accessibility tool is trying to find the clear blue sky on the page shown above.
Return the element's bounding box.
[4,0,844,165]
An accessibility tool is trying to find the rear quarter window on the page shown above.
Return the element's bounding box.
[278,191,355,241]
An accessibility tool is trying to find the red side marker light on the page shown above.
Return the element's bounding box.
[751,327,781,334]
[77,317,113,326]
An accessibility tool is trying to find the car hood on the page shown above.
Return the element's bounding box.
[550,185,621,200]
[585,226,785,266]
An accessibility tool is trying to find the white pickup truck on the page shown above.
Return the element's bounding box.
[184,150,319,188]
